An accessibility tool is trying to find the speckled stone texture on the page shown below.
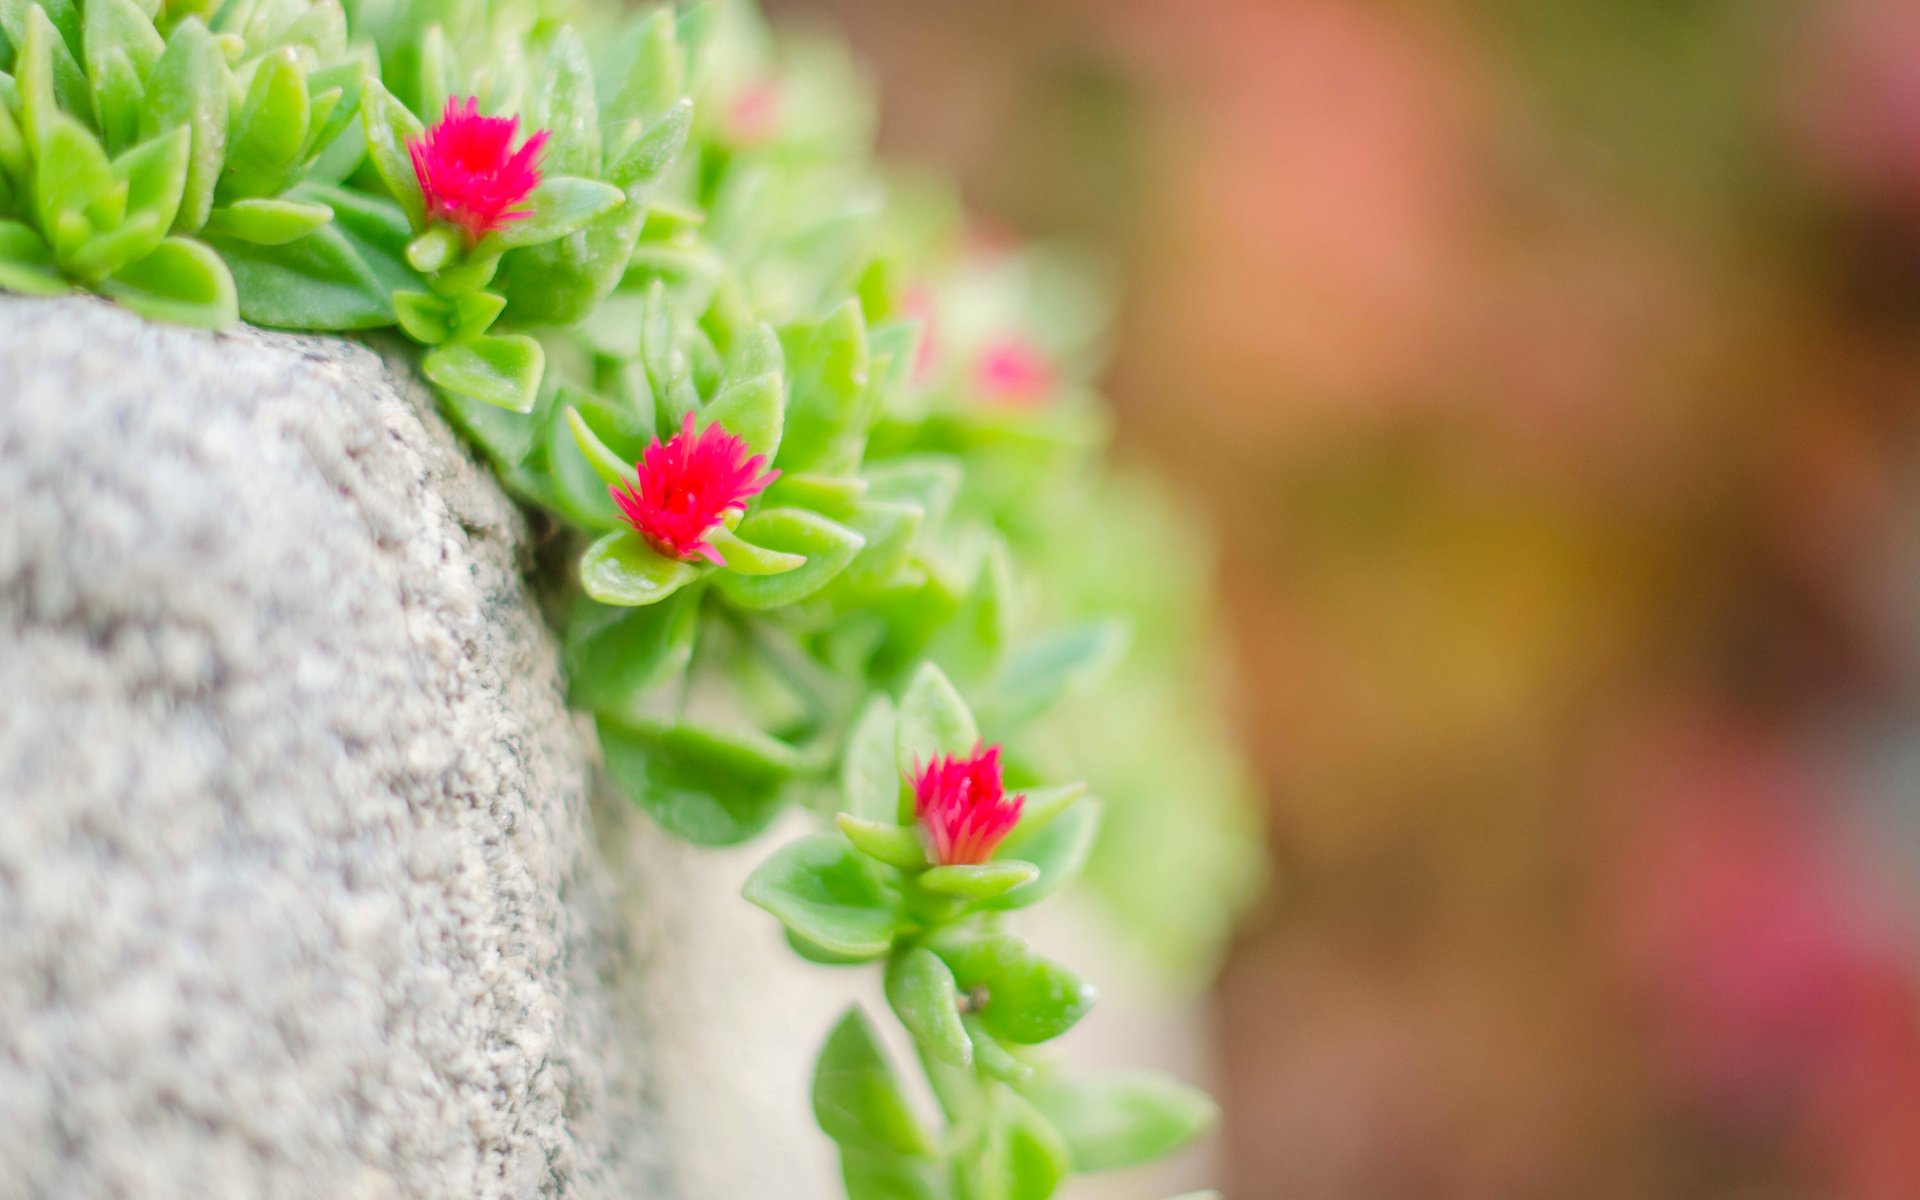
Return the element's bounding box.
[0,296,856,1200]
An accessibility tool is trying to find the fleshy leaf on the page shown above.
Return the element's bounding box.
[744,835,899,959]
[360,78,425,228]
[0,219,67,295]
[1023,1071,1218,1173]
[840,694,899,823]
[212,221,394,330]
[564,590,697,714]
[810,1006,939,1154]
[780,297,870,472]
[886,946,971,1068]
[836,813,926,870]
[82,0,164,152]
[202,196,332,245]
[706,525,805,576]
[710,507,864,610]
[934,932,1095,1046]
[577,529,698,607]
[101,235,234,327]
[479,175,622,250]
[601,715,797,846]
[138,16,226,231]
[998,1087,1073,1200]
[985,798,1101,912]
[701,370,783,458]
[918,861,1039,900]
[422,333,543,412]
[895,661,979,777]
[216,45,305,201]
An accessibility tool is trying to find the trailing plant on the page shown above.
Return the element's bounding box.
[0,0,1258,1195]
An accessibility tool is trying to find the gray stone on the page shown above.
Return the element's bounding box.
[0,296,852,1200]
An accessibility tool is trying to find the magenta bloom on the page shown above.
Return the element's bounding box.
[974,337,1055,404]
[727,80,784,144]
[912,745,1024,867]
[611,413,778,565]
[408,97,548,242]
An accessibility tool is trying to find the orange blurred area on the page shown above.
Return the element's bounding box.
[772,1,1920,1196]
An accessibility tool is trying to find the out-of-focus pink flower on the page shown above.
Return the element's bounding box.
[408,97,548,243]
[1608,719,1920,1199]
[728,80,783,145]
[974,337,1055,404]
[912,745,1023,866]
[1787,0,1920,216]
[611,413,778,565]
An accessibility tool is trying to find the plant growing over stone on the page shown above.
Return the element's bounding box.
[0,0,1256,1195]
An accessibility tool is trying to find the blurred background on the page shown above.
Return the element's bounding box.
[762,1,1920,1197]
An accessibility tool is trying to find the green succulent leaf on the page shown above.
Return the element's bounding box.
[895,661,979,774]
[33,112,114,258]
[360,77,424,229]
[212,219,395,330]
[63,210,160,280]
[767,471,868,520]
[391,288,451,342]
[601,715,797,846]
[480,175,622,251]
[550,395,647,529]
[810,1005,939,1155]
[985,798,1101,912]
[577,529,698,608]
[202,196,332,245]
[137,16,225,231]
[961,1013,1034,1086]
[885,947,971,1068]
[781,298,870,472]
[563,403,638,490]
[0,219,66,294]
[836,813,926,870]
[744,835,899,960]
[997,1087,1073,1200]
[82,0,164,152]
[830,499,923,600]
[113,124,190,238]
[706,524,806,576]
[101,235,235,328]
[710,507,864,610]
[840,693,901,823]
[564,590,698,714]
[934,932,1095,1046]
[222,48,315,201]
[527,26,598,177]
[1023,1071,1218,1173]
[498,100,688,326]
[840,1148,949,1200]
[984,620,1129,732]
[423,333,544,412]
[701,370,784,459]
[14,2,89,137]
[918,861,1040,901]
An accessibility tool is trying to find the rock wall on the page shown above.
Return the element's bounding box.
[0,296,854,1200]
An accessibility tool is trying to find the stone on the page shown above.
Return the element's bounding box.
[0,296,852,1200]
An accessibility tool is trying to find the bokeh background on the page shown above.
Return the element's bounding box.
[762,1,1920,1197]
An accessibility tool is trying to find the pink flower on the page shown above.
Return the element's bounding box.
[912,745,1024,866]
[611,413,778,565]
[974,337,1056,405]
[408,97,548,243]
[728,80,783,145]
